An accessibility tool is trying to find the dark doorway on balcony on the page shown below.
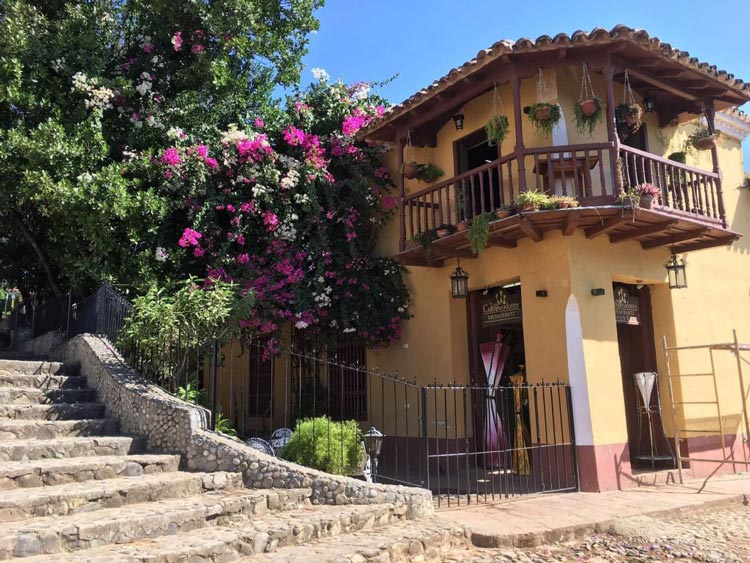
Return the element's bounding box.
[455,128,502,219]
[613,283,675,471]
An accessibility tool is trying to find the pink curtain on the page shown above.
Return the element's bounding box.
[479,332,510,467]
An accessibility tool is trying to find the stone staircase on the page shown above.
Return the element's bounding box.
[0,358,467,562]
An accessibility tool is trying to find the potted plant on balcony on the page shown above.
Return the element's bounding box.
[436,224,454,238]
[485,115,510,147]
[547,195,581,209]
[515,190,551,212]
[527,102,562,138]
[575,64,602,137]
[635,183,660,209]
[496,206,512,219]
[414,163,444,183]
[688,127,719,151]
[468,212,494,255]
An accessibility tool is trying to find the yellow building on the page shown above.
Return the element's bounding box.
[215,27,750,497]
[354,26,750,493]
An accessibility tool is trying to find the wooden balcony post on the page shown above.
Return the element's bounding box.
[704,101,727,227]
[395,132,406,251]
[604,62,623,195]
[511,72,527,193]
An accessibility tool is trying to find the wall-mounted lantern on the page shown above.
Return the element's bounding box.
[665,255,687,289]
[452,113,465,131]
[450,261,469,299]
[642,96,657,114]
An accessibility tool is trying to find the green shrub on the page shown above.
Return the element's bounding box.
[281,417,364,476]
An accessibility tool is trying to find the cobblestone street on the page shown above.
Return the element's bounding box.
[443,503,750,562]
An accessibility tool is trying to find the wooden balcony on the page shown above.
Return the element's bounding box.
[396,143,738,267]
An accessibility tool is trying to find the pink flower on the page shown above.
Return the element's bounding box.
[254,118,265,128]
[142,43,154,53]
[205,157,218,169]
[283,125,305,146]
[171,32,183,51]
[195,145,208,159]
[161,147,182,166]
[240,202,256,213]
[237,253,250,264]
[382,195,397,209]
[178,228,202,247]
[191,44,205,54]
[262,211,279,232]
[193,247,205,257]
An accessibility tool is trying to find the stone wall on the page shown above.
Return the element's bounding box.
[18,330,65,357]
[54,334,433,516]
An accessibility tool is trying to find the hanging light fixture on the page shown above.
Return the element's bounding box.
[452,113,465,131]
[450,260,469,299]
[642,96,657,114]
[665,255,687,289]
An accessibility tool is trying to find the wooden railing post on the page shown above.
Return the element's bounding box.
[511,72,527,194]
[705,101,727,227]
[395,132,406,251]
[604,62,622,195]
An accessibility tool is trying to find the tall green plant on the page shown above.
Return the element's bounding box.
[468,212,494,255]
[281,417,364,475]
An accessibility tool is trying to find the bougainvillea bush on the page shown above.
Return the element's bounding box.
[151,79,410,348]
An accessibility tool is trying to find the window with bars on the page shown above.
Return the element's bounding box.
[329,337,367,421]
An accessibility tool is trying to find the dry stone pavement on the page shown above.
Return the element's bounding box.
[0,355,460,562]
[441,502,750,562]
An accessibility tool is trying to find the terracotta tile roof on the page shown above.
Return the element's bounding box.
[725,107,750,124]
[360,25,750,137]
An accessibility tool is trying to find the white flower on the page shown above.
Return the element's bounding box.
[140,71,152,81]
[146,115,157,126]
[294,320,309,329]
[221,125,249,144]
[352,83,370,100]
[52,58,65,72]
[167,127,184,140]
[311,67,329,82]
[155,247,169,262]
[135,81,152,96]
[151,56,159,64]
[343,327,356,334]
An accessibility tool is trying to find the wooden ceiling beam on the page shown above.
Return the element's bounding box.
[487,236,518,249]
[640,227,708,249]
[585,215,630,239]
[625,69,697,102]
[562,210,582,236]
[519,217,543,242]
[671,236,737,254]
[432,247,477,260]
[609,220,677,243]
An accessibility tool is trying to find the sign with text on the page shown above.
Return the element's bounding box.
[614,284,641,325]
[481,288,522,327]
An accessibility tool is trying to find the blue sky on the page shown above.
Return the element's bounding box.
[300,0,750,169]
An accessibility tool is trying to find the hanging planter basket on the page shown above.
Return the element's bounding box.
[527,102,561,138]
[401,161,418,179]
[616,71,642,136]
[485,115,510,147]
[574,64,602,137]
[689,129,719,151]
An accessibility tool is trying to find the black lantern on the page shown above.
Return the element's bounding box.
[665,254,687,289]
[643,96,656,114]
[452,113,465,131]
[450,261,469,299]
[362,426,384,483]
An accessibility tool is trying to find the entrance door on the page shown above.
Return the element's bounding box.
[613,283,673,469]
[455,129,502,219]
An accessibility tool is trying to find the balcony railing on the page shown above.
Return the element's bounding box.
[400,142,724,251]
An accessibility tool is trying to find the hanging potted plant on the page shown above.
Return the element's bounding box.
[527,69,562,138]
[485,115,510,147]
[574,63,602,136]
[414,163,444,183]
[515,190,551,212]
[615,70,642,136]
[485,84,510,147]
[467,212,494,255]
[688,127,719,151]
[401,161,418,180]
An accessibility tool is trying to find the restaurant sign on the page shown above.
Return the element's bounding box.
[614,284,641,325]
[481,288,522,327]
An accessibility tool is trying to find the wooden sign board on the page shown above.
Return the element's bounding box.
[613,284,641,325]
[481,288,522,327]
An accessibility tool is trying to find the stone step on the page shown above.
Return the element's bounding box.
[0,454,181,490]
[0,360,68,376]
[0,436,143,462]
[0,387,96,405]
[0,418,116,441]
[0,488,311,559]
[0,373,85,390]
[9,501,418,562]
[0,470,242,522]
[0,402,105,420]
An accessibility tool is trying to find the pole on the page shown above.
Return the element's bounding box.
[210,339,219,431]
[733,330,750,454]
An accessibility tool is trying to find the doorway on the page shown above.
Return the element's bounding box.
[454,128,502,219]
[613,283,674,469]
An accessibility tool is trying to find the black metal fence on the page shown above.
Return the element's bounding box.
[26,284,579,505]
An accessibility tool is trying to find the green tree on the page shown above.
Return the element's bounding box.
[0,0,321,298]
